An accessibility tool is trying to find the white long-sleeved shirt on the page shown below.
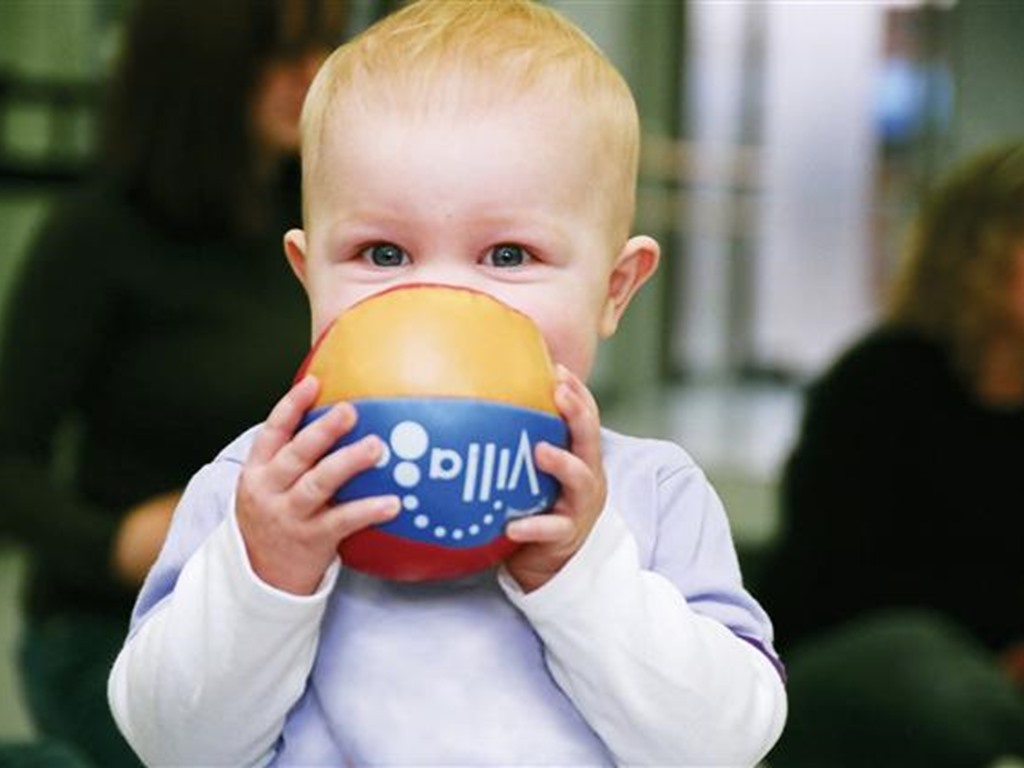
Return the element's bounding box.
[109,427,786,766]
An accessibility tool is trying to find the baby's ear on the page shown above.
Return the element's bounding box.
[600,235,660,338]
[283,229,309,287]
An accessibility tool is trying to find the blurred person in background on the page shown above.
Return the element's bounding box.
[760,142,1024,768]
[0,0,347,764]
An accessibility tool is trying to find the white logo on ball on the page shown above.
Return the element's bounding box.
[376,419,544,541]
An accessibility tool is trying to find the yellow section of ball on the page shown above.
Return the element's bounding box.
[306,285,559,415]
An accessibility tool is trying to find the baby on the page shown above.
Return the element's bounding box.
[109,1,787,764]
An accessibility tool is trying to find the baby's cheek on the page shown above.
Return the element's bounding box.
[546,335,597,382]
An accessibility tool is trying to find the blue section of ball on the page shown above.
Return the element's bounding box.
[300,399,567,549]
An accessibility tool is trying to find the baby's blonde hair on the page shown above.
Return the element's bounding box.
[300,0,640,244]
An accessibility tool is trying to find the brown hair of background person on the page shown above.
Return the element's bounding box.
[889,142,1024,392]
[102,0,349,238]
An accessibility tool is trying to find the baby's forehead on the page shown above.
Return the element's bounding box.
[313,91,598,188]
[340,62,585,119]
[314,76,596,160]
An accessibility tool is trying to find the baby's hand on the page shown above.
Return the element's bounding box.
[503,366,607,593]
[236,375,400,595]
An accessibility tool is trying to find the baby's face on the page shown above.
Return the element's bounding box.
[287,92,654,381]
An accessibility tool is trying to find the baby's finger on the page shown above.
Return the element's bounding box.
[249,375,321,466]
[288,434,384,514]
[505,510,574,544]
[554,369,603,471]
[535,442,592,506]
[262,402,357,491]
[556,364,600,418]
[320,494,402,543]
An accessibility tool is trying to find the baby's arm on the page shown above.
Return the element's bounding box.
[109,500,335,766]
[109,377,400,765]
[503,371,786,765]
[504,504,786,766]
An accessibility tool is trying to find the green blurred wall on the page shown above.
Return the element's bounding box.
[0,0,113,316]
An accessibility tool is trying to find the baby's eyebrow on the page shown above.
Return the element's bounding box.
[470,213,571,244]
[321,213,407,242]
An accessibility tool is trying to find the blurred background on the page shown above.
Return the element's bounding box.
[0,0,1021,741]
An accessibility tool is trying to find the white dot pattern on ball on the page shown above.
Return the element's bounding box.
[390,421,429,460]
[407,510,495,542]
[371,418,541,543]
[393,461,421,488]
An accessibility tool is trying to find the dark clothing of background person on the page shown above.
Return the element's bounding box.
[0,170,308,766]
[0,171,308,625]
[759,324,1024,768]
[762,325,1024,652]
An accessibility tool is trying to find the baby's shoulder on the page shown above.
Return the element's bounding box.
[600,429,724,566]
[601,428,702,486]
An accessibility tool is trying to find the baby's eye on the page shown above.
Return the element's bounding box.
[487,244,528,268]
[363,243,409,267]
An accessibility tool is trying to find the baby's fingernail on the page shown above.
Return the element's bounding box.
[379,495,401,516]
[504,520,525,541]
[364,434,383,456]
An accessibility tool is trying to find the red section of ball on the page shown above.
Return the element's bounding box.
[339,528,520,581]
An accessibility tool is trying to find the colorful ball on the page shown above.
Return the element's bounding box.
[294,284,568,581]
